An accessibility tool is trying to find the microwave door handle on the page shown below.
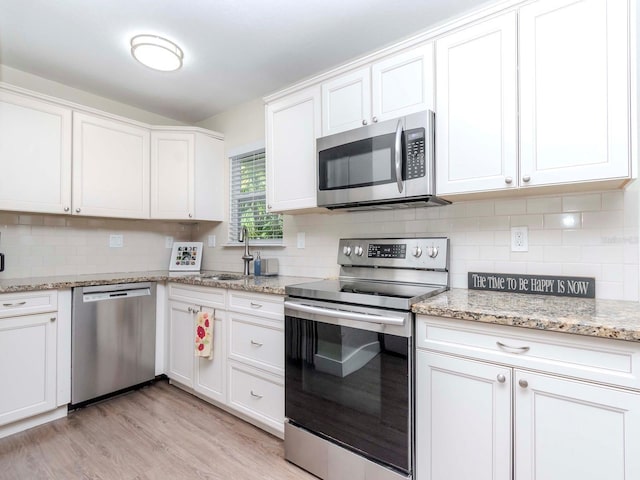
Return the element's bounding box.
[394,119,403,193]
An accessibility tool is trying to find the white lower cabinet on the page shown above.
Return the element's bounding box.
[0,290,70,439]
[416,315,640,480]
[167,284,284,436]
[167,284,226,406]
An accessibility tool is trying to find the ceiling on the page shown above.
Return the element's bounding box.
[0,0,490,123]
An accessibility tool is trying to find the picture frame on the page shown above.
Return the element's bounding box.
[169,242,203,272]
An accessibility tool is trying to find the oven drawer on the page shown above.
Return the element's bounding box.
[228,291,283,320]
[416,315,640,389]
[0,290,57,318]
[168,283,226,309]
[228,361,284,432]
[228,312,284,374]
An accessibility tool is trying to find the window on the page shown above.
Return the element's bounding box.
[229,149,282,243]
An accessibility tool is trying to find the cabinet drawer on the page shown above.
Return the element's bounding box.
[228,291,283,320]
[0,290,57,318]
[417,315,640,390]
[229,312,283,374]
[228,361,284,432]
[168,283,226,308]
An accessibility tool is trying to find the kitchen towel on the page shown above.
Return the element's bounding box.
[195,310,214,359]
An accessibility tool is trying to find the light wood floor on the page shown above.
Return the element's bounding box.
[0,380,316,480]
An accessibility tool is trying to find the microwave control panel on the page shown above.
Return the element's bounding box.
[405,128,426,180]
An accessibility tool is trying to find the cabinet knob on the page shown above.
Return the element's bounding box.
[522,175,531,183]
[75,208,81,213]
[362,119,368,126]
[267,204,272,210]
[372,116,378,123]
[518,379,529,389]
[188,213,193,218]
[64,206,70,212]
[50,317,56,322]
[505,177,513,185]
[497,374,506,383]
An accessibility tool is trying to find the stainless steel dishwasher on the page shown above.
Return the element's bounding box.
[71,282,156,406]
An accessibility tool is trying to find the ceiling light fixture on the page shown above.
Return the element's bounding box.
[130,34,183,72]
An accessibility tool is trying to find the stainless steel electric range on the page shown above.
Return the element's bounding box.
[284,237,449,480]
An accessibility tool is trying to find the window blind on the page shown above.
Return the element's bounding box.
[229,149,282,243]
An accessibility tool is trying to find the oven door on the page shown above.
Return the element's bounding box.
[284,298,413,474]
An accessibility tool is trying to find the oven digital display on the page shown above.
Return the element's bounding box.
[368,244,406,259]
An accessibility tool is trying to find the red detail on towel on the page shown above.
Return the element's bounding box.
[197,326,206,339]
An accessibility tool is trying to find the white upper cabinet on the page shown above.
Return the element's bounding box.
[266,85,321,213]
[321,44,434,136]
[73,112,150,218]
[0,90,72,214]
[435,12,518,195]
[519,0,630,187]
[322,67,371,136]
[150,129,225,221]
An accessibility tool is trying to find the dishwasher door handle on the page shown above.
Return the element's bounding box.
[83,288,151,302]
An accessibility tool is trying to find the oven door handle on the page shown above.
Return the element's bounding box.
[284,301,405,326]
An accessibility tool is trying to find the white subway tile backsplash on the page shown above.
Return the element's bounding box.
[544,213,582,229]
[582,210,624,229]
[601,191,624,211]
[510,214,544,229]
[527,196,561,214]
[495,198,527,215]
[543,246,581,263]
[529,229,562,246]
[563,194,601,212]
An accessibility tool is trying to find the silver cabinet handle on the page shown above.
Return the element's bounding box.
[3,301,26,307]
[522,175,531,183]
[497,374,506,383]
[188,213,193,218]
[496,341,530,354]
[64,206,70,212]
[505,177,513,184]
[267,204,272,209]
[250,340,263,347]
[250,390,263,399]
[285,301,405,326]
[519,379,529,389]
[75,208,81,213]
[362,119,368,126]
[250,302,263,309]
[50,317,56,322]
[372,116,378,123]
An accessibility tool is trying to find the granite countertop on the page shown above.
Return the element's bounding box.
[413,288,640,342]
[0,270,320,296]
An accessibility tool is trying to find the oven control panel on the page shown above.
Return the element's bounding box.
[338,237,449,270]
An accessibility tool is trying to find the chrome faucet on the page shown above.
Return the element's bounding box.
[238,226,253,275]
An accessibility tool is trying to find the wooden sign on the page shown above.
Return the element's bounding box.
[468,272,595,298]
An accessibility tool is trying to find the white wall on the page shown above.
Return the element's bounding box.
[193,99,640,301]
[0,65,182,125]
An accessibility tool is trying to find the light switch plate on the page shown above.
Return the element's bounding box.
[109,234,124,248]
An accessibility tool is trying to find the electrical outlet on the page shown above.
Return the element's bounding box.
[208,235,216,247]
[297,232,305,249]
[109,234,124,248]
[511,226,528,252]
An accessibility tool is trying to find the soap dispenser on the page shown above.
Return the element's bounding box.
[254,251,261,276]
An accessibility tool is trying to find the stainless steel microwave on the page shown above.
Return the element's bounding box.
[316,110,449,210]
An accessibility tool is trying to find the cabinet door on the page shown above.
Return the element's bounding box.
[150,131,195,220]
[72,112,150,218]
[519,0,629,186]
[0,313,57,426]
[194,307,226,404]
[515,370,640,480]
[321,67,371,136]
[266,85,321,212]
[372,43,434,122]
[435,12,517,195]
[167,301,195,388]
[0,90,72,214]
[416,351,512,480]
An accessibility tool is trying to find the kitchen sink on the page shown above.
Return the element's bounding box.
[199,273,246,281]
